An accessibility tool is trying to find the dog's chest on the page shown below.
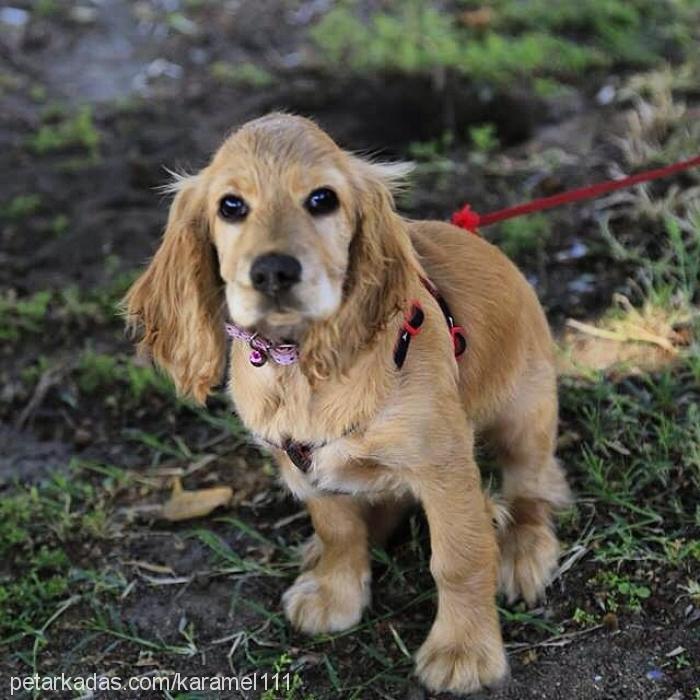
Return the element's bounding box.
[227,345,391,448]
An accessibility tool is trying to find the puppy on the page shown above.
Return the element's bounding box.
[124,113,570,695]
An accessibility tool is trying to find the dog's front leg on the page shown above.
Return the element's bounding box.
[283,494,371,634]
[411,455,508,695]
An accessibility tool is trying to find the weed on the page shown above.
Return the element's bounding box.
[0,461,119,643]
[50,213,69,236]
[76,350,119,394]
[75,349,176,402]
[572,607,598,627]
[34,0,60,17]
[0,290,52,342]
[210,61,275,87]
[469,123,500,154]
[407,132,455,176]
[260,653,305,700]
[28,106,100,158]
[494,212,551,258]
[591,571,651,612]
[0,194,42,221]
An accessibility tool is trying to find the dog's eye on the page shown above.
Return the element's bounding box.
[305,187,339,216]
[219,195,249,221]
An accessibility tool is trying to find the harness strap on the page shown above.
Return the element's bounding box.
[393,302,425,369]
[393,278,467,369]
[420,277,467,358]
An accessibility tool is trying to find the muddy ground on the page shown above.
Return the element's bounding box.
[1,2,698,699]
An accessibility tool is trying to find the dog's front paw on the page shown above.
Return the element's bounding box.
[415,630,508,695]
[283,568,370,634]
[499,522,560,606]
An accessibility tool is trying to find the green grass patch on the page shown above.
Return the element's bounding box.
[486,0,696,66]
[0,461,127,645]
[310,0,695,86]
[28,105,100,158]
[312,3,603,82]
[0,194,42,221]
[493,212,552,258]
[559,211,700,565]
[210,61,276,87]
[0,270,138,344]
[0,290,52,342]
[75,349,176,402]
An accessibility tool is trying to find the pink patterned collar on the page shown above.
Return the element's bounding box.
[224,323,299,367]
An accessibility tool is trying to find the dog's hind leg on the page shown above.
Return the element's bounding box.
[485,361,571,606]
[283,495,371,634]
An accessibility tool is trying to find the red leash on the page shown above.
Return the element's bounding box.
[451,154,700,233]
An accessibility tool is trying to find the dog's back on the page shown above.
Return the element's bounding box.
[408,220,555,425]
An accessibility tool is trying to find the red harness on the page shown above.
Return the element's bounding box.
[393,277,466,369]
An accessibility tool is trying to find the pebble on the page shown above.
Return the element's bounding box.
[0,7,29,27]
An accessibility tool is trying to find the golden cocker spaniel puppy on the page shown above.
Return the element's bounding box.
[125,113,570,695]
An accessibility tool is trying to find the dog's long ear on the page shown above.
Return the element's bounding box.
[302,157,417,380]
[123,173,225,404]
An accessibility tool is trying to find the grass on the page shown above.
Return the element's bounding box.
[0,194,42,221]
[556,203,699,577]
[0,461,122,645]
[0,290,52,342]
[0,270,137,344]
[210,61,276,87]
[28,105,100,158]
[74,350,176,403]
[485,0,696,66]
[310,0,695,86]
[312,2,602,83]
[494,212,552,258]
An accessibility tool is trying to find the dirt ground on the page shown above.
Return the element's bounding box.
[1,2,698,699]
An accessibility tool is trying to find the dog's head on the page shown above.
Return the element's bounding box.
[124,113,415,402]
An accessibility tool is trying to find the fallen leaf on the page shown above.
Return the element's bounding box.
[161,478,233,521]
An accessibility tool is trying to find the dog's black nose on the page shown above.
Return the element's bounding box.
[250,253,302,296]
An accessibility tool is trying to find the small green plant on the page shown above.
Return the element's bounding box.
[51,213,69,236]
[28,106,100,157]
[572,607,598,627]
[75,349,174,400]
[0,194,42,221]
[469,123,499,153]
[408,131,454,172]
[260,653,305,700]
[210,61,275,87]
[0,290,52,341]
[76,350,119,393]
[34,0,60,16]
[495,213,551,258]
[592,571,651,612]
[29,83,47,102]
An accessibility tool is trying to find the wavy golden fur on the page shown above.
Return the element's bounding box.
[124,113,570,695]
